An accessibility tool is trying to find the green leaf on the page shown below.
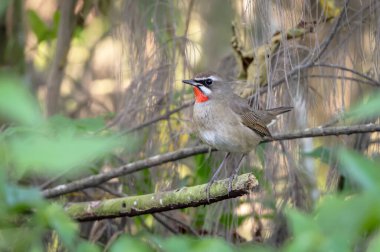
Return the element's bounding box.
[192,238,233,252]
[194,153,213,184]
[110,236,153,252]
[26,10,51,43]
[302,146,335,164]
[43,204,78,248]
[52,10,61,36]
[75,242,101,252]
[338,149,380,191]
[0,0,10,17]
[367,232,380,252]
[286,209,318,237]
[162,236,194,252]
[9,131,120,175]
[3,184,43,210]
[48,115,106,132]
[219,213,248,227]
[162,236,233,252]
[285,209,324,252]
[0,75,43,126]
[345,92,380,121]
[256,143,266,167]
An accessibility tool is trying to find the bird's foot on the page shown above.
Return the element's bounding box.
[227,154,245,195]
[205,152,231,203]
[227,173,237,195]
[205,180,215,203]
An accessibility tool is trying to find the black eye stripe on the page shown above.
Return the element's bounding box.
[195,78,213,86]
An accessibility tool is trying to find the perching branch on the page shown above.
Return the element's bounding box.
[263,123,380,142]
[65,173,258,222]
[43,123,380,198]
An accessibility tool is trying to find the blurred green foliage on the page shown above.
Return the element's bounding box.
[0,73,120,250]
[1,14,380,248]
[27,10,60,43]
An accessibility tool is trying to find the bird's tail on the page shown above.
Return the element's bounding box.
[267,106,293,116]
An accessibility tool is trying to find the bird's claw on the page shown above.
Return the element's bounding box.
[205,181,214,203]
[228,174,237,195]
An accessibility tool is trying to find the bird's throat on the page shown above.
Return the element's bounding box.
[193,87,209,103]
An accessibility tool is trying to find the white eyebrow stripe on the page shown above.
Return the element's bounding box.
[194,75,221,81]
[209,75,221,81]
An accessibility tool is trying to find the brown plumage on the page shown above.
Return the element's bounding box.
[183,71,292,153]
[182,71,293,197]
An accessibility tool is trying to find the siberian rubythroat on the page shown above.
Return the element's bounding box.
[183,71,292,199]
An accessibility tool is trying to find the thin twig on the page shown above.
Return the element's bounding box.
[42,123,380,198]
[159,212,200,237]
[255,0,351,98]
[313,0,350,62]
[126,101,193,133]
[64,173,257,221]
[152,214,179,235]
[311,63,380,86]
[304,74,378,87]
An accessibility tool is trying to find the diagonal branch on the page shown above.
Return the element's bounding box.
[65,173,258,222]
[42,145,214,198]
[42,123,380,198]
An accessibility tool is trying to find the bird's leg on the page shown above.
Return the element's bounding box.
[206,152,230,202]
[228,154,246,194]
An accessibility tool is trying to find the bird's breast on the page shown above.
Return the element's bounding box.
[192,100,262,153]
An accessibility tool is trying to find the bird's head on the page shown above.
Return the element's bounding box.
[182,71,231,103]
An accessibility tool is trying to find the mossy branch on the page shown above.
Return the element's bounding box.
[65,173,258,222]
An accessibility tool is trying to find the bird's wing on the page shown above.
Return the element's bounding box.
[229,95,272,138]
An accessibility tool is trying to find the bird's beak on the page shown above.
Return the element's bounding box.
[182,79,198,86]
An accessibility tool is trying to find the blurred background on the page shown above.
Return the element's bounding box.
[1,0,380,251]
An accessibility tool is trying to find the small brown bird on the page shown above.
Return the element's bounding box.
[183,71,292,199]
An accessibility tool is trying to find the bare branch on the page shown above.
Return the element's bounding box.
[42,145,214,198]
[65,173,258,222]
[42,123,380,198]
[313,0,350,62]
[304,74,377,87]
[311,63,380,86]
[266,123,380,142]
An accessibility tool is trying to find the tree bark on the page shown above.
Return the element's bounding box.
[65,173,258,221]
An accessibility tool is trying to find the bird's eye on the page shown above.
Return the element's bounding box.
[205,79,213,85]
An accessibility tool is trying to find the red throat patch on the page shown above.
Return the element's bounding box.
[193,87,209,103]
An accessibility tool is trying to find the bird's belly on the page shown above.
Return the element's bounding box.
[199,128,260,153]
[193,101,262,153]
